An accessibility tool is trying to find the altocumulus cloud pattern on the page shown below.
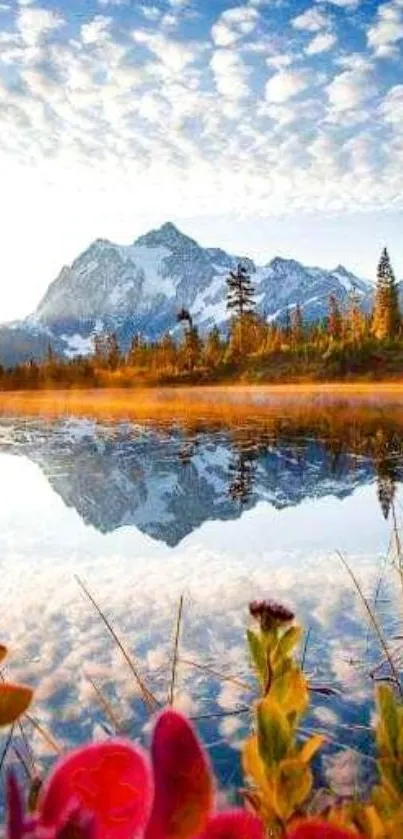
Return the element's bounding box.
[1,0,403,215]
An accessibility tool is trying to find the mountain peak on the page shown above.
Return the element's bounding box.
[333,264,351,276]
[133,222,199,251]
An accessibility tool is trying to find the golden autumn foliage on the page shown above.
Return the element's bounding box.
[243,602,403,839]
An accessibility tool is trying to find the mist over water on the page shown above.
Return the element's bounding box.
[0,406,401,803]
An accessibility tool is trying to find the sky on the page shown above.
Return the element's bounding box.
[1,0,403,320]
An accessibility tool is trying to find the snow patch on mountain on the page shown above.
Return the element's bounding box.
[63,334,95,358]
[126,245,174,298]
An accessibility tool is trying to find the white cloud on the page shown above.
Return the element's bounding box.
[266,53,294,69]
[379,84,403,127]
[17,6,64,47]
[81,16,111,46]
[132,30,196,74]
[306,31,337,55]
[327,68,376,112]
[0,0,403,309]
[211,5,259,47]
[335,53,374,72]
[265,69,310,103]
[139,5,161,22]
[292,7,329,32]
[210,49,250,99]
[367,0,403,58]
[161,13,180,29]
[261,97,322,127]
[343,133,379,173]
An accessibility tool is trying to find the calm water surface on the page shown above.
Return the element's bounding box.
[0,404,402,802]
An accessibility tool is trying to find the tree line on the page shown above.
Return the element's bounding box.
[0,247,402,389]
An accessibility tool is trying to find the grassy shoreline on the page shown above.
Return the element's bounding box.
[1,382,403,430]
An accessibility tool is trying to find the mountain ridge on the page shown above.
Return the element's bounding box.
[0,222,374,366]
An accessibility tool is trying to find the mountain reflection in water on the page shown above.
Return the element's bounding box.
[0,417,401,544]
[0,408,402,804]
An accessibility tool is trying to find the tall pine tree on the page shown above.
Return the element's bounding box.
[226,263,255,356]
[328,295,342,341]
[372,247,400,340]
[226,263,255,318]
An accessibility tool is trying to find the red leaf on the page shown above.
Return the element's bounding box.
[199,810,266,839]
[145,709,214,839]
[38,739,153,839]
[0,683,33,726]
[287,821,362,839]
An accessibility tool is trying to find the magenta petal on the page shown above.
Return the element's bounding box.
[37,739,153,839]
[145,709,214,839]
[197,810,266,839]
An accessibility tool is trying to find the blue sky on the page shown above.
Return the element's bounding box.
[0,0,403,319]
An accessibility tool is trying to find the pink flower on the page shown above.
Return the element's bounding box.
[38,739,152,839]
[6,709,265,839]
[287,821,362,839]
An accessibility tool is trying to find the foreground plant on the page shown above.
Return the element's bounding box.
[243,600,403,839]
[243,601,325,835]
[3,602,403,839]
[7,708,266,839]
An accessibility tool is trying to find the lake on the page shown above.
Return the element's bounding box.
[0,387,402,806]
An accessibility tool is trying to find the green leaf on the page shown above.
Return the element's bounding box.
[377,758,403,797]
[257,696,292,767]
[0,683,33,727]
[270,665,309,720]
[273,758,313,820]
[273,626,302,663]
[298,733,326,764]
[377,684,399,756]
[247,629,267,686]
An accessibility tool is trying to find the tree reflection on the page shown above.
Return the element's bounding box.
[228,433,259,506]
[373,429,400,521]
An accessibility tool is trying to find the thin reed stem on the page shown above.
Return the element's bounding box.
[337,551,403,698]
[75,575,159,713]
[168,595,184,706]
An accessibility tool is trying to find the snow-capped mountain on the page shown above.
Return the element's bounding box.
[0,222,372,364]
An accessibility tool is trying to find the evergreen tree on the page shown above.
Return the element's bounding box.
[181,325,202,372]
[93,333,107,366]
[346,291,365,345]
[328,295,342,341]
[226,264,255,319]
[46,342,55,363]
[284,306,291,340]
[372,247,400,340]
[127,333,141,366]
[105,332,120,370]
[176,308,193,328]
[226,263,255,356]
[203,326,222,369]
[291,304,303,346]
[158,333,177,371]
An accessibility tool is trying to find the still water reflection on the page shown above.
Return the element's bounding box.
[0,412,402,801]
